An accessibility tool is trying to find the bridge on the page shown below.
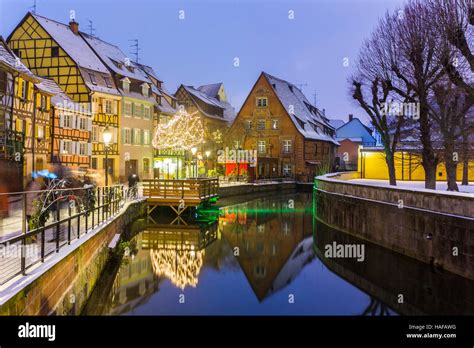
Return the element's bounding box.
[143,178,219,216]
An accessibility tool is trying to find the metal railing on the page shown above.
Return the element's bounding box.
[0,184,137,285]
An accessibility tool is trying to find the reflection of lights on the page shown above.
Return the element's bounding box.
[150,249,204,290]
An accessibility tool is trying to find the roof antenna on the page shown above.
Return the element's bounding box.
[129,39,140,63]
[87,19,96,37]
[312,91,318,107]
[29,0,37,14]
[296,83,308,92]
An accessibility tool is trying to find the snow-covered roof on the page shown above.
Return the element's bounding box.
[0,36,36,79]
[262,72,338,145]
[156,96,176,114]
[135,62,163,83]
[182,84,236,123]
[81,33,151,82]
[197,83,222,98]
[36,78,89,113]
[31,14,110,74]
[328,119,345,129]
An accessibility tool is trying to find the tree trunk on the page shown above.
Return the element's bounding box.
[461,135,469,186]
[419,103,438,190]
[385,152,397,186]
[444,140,459,191]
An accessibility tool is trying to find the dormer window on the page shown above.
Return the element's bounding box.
[121,78,130,93]
[104,77,112,88]
[89,73,97,85]
[141,83,149,97]
[127,66,135,73]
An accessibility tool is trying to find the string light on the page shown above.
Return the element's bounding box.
[152,109,205,150]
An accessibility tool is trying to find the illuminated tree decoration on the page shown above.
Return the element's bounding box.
[152,109,205,150]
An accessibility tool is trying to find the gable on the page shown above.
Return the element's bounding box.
[336,119,375,144]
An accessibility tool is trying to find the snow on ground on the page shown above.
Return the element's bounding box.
[350,179,474,195]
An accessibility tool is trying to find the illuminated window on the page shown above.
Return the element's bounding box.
[283,164,292,176]
[123,128,131,145]
[257,119,265,130]
[79,117,87,130]
[78,142,87,156]
[271,119,279,129]
[105,100,113,114]
[257,140,266,154]
[91,126,99,142]
[143,130,150,145]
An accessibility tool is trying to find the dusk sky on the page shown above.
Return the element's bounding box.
[0,0,405,123]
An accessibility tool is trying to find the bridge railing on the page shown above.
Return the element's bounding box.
[0,185,133,285]
[143,178,219,201]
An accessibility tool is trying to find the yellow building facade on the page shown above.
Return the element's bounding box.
[7,13,121,183]
[359,148,474,182]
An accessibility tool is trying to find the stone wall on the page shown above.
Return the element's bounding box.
[316,172,474,218]
[314,177,474,280]
[0,201,146,315]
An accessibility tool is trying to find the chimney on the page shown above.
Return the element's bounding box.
[69,20,79,34]
[322,108,326,116]
[349,114,354,122]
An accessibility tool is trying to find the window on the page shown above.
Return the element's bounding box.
[256,97,268,107]
[37,125,44,139]
[92,126,99,142]
[244,120,252,130]
[254,265,266,277]
[51,47,59,57]
[314,143,318,155]
[79,142,87,156]
[143,130,150,145]
[272,119,279,129]
[144,106,150,119]
[105,100,113,114]
[257,140,266,154]
[62,140,73,154]
[282,140,292,153]
[142,84,149,97]
[63,114,73,128]
[124,102,132,116]
[0,71,6,95]
[283,164,292,176]
[257,119,265,130]
[40,95,47,110]
[134,129,141,145]
[89,73,97,85]
[143,158,150,174]
[104,77,112,88]
[123,128,131,144]
[122,79,130,93]
[78,117,87,130]
[21,80,27,99]
[91,158,97,169]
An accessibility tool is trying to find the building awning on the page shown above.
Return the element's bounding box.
[306,160,321,165]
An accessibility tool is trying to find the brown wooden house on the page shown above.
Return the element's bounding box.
[227,72,339,182]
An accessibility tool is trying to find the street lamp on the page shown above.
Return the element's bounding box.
[191,147,197,178]
[205,151,210,177]
[102,126,113,187]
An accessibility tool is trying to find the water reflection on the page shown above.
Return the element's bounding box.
[83,192,473,316]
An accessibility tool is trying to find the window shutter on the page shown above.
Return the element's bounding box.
[17,78,22,97]
[140,129,144,145]
[72,115,77,129]
[131,103,135,116]
[88,142,92,156]
[36,93,41,108]
[34,125,38,138]
[46,97,50,111]
[27,81,33,100]
[59,113,64,128]
[121,129,125,144]
[131,128,135,144]
[60,140,64,153]
[88,118,92,131]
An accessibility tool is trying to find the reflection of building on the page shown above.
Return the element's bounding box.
[220,194,314,301]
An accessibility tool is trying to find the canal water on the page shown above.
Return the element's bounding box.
[82,192,473,316]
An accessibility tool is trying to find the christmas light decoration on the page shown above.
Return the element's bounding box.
[152,109,205,150]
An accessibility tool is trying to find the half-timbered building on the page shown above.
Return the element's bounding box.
[228,72,338,182]
[82,34,155,181]
[7,13,121,183]
[175,83,235,176]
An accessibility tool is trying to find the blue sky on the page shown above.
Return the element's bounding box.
[0,0,405,122]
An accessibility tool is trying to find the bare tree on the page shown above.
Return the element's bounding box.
[430,82,472,191]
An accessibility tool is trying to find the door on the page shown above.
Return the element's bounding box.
[103,158,115,184]
[125,159,138,179]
